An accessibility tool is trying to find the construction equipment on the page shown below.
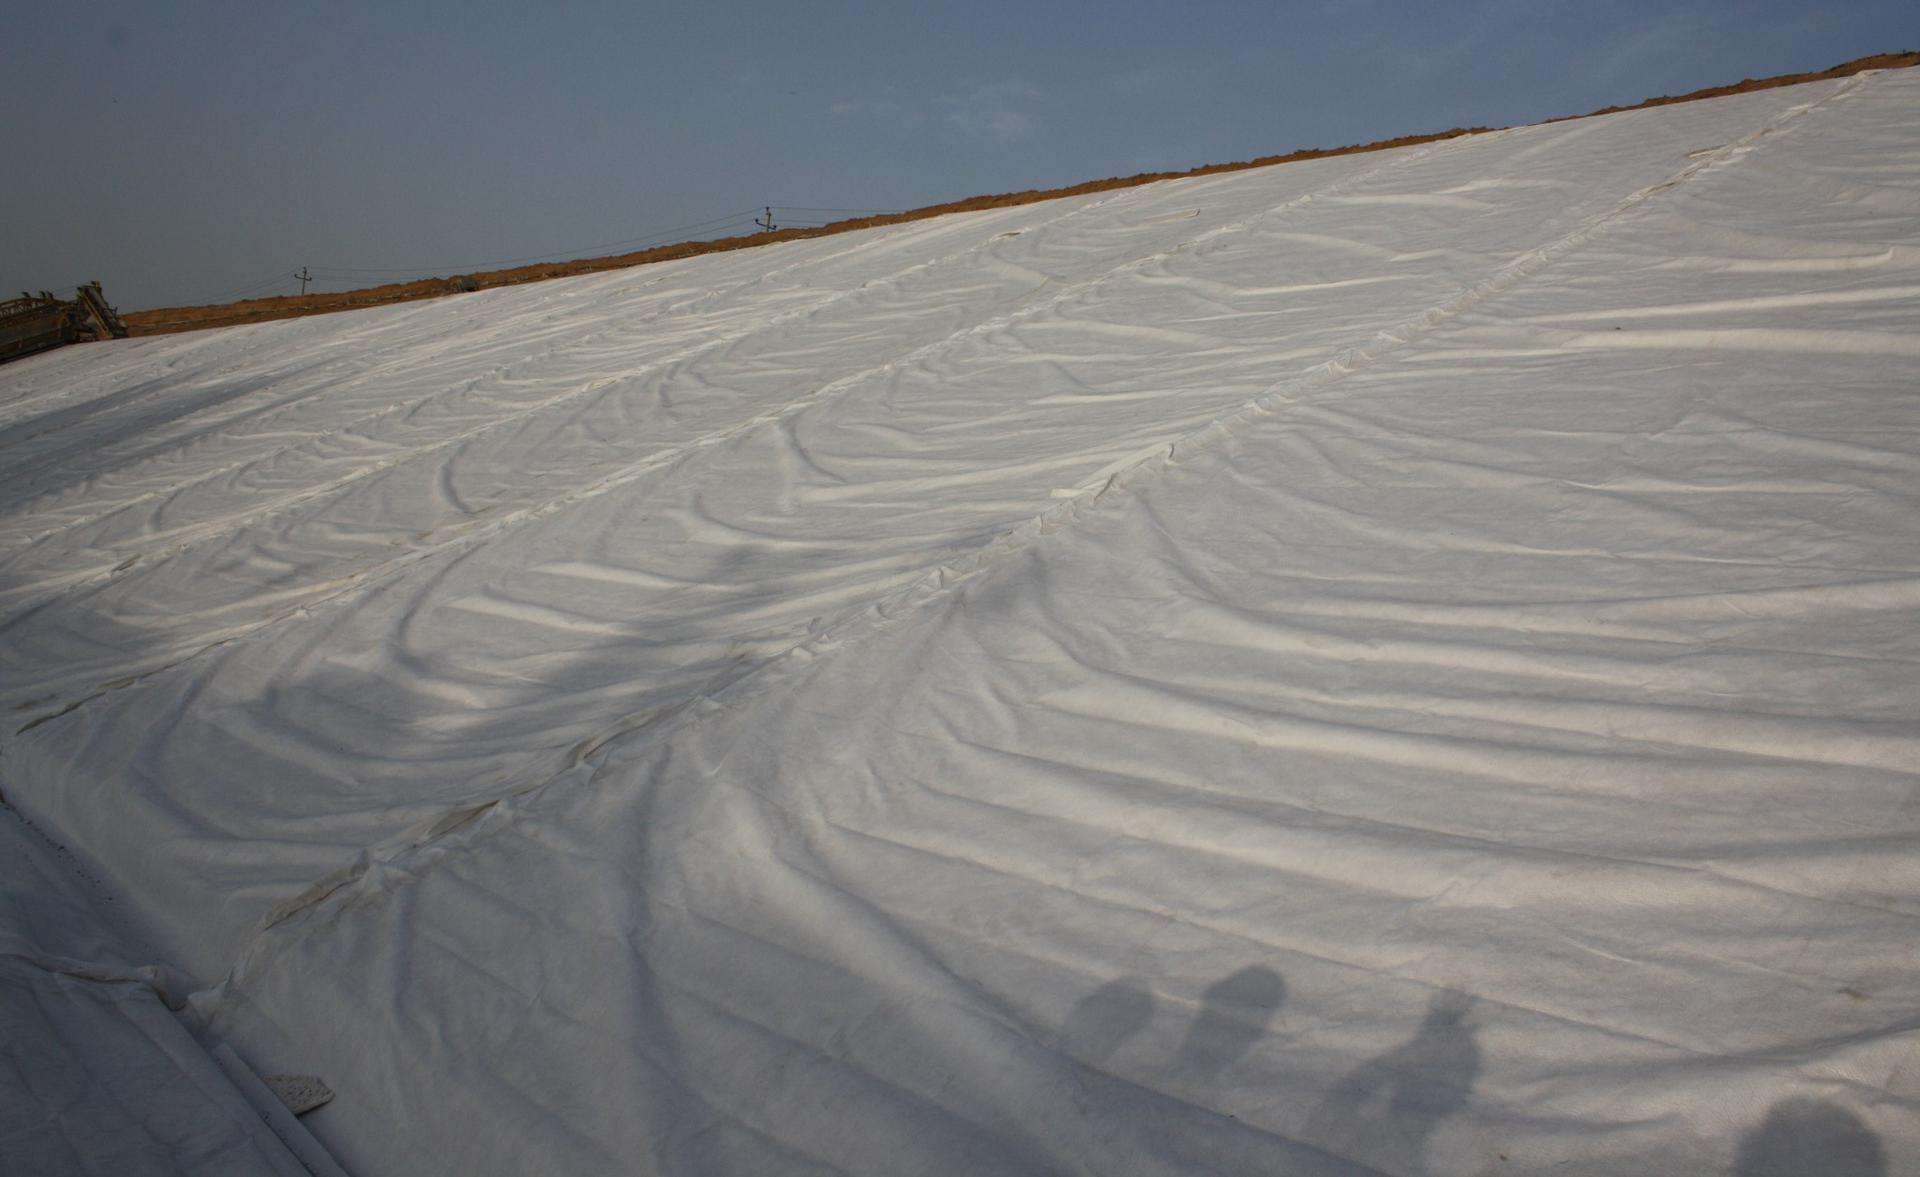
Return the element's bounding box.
[0,281,128,364]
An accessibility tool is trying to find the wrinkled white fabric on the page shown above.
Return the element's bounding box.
[1,69,1916,1176]
[0,808,317,1175]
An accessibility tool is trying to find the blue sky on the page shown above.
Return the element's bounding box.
[5,0,1915,309]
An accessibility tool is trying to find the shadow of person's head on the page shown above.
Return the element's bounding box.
[1175,965,1286,1078]
[1735,1097,1884,1177]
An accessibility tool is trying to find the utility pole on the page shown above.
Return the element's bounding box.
[294,266,312,296]
[754,207,777,232]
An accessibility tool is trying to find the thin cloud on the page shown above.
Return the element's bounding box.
[941,80,1046,141]
[826,92,927,132]
[1111,62,1205,96]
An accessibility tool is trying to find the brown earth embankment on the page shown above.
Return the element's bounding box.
[123,50,1918,338]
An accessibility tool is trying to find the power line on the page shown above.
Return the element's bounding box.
[772,205,905,214]
[187,271,295,304]
[170,198,908,308]
[228,275,292,296]
[309,208,766,276]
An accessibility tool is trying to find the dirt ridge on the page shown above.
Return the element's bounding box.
[123,50,1918,337]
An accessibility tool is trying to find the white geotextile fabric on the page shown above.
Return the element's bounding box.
[1,69,1917,1175]
[0,808,315,1175]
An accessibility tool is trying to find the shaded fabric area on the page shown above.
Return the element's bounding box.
[0,808,319,1175]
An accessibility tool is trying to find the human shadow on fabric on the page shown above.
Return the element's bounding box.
[1734,1098,1885,1177]
[1062,976,1155,1064]
[1304,988,1482,1176]
[1174,965,1287,1079]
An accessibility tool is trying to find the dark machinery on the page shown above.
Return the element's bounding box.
[0,281,128,364]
